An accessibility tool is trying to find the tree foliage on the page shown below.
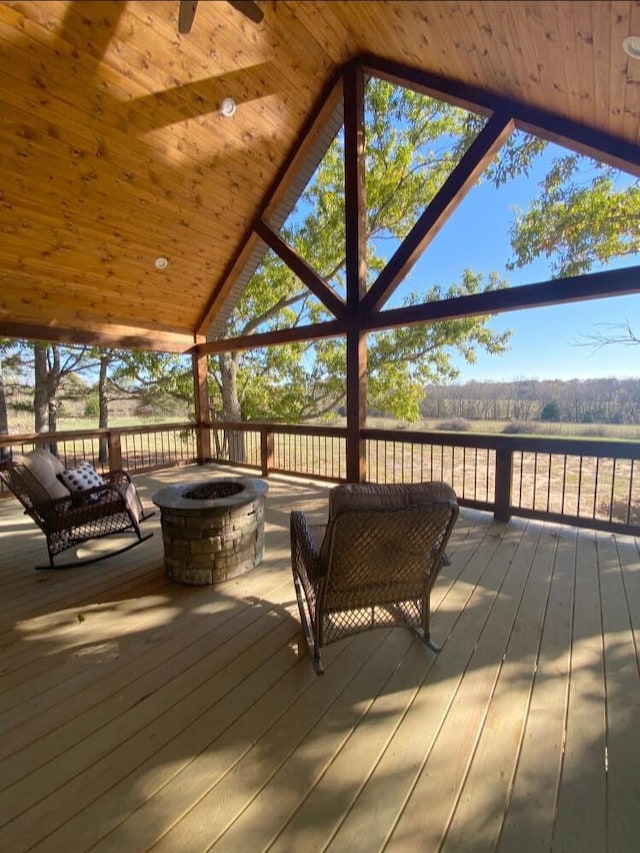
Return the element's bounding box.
[215,81,515,423]
[4,82,637,433]
[508,155,640,277]
[540,399,561,422]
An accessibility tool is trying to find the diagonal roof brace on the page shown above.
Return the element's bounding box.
[254,220,348,320]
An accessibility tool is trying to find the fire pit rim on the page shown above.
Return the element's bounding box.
[152,476,268,512]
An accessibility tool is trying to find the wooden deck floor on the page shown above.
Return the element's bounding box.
[1,465,639,852]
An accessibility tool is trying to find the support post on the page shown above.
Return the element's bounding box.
[494,445,513,522]
[261,426,274,477]
[107,432,122,473]
[346,329,367,482]
[344,62,368,483]
[192,349,211,465]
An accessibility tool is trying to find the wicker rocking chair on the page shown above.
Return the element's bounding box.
[290,482,459,674]
[0,448,154,570]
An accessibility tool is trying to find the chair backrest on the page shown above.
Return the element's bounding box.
[1,449,70,512]
[318,482,459,608]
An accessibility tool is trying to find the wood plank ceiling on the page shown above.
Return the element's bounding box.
[0,1,638,352]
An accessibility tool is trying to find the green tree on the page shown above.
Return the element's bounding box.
[110,351,194,414]
[0,339,21,437]
[540,400,561,422]
[508,155,639,277]
[213,81,514,424]
[32,343,95,433]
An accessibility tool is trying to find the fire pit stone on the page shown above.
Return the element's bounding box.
[152,476,268,585]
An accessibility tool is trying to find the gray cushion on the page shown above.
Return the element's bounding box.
[320,481,457,567]
[328,481,457,518]
[16,449,70,501]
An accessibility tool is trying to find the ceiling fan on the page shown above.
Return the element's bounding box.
[178,1,264,34]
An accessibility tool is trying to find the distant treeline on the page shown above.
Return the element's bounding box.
[421,378,640,425]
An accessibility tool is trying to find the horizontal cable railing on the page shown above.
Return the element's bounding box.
[2,421,639,534]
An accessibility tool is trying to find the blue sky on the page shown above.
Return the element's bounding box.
[386,142,640,382]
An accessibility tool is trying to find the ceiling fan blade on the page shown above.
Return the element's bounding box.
[228,1,264,24]
[178,0,198,34]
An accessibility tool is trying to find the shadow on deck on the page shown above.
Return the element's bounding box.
[0,464,638,851]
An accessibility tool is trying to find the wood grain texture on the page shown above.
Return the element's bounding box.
[0,467,639,849]
[0,2,637,347]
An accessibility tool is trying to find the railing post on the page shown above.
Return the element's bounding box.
[344,63,367,484]
[261,427,274,477]
[108,431,122,473]
[192,349,212,465]
[494,445,513,522]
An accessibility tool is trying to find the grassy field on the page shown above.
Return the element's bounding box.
[6,414,188,435]
[7,410,640,441]
[345,416,640,441]
[3,412,639,527]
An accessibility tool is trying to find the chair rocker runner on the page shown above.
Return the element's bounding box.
[0,448,154,570]
[290,482,459,675]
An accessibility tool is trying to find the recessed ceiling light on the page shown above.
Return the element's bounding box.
[623,35,640,59]
[220,97,237,118]
[154,256,168,270]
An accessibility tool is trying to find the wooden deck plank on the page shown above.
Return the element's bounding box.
[551,529,607,852]
[0,575,294,788]
[0,468,638,852]
[597,533,640,851]
[616,536,640,668]
[0,533,286,715]
[28,609,321,852]
[385,520,540,850]
[0,593,304,850]
[440,521,558,851]
[83,641,350,852]
[496,524,577,852]
[148,629,408,851]
[280,510,500,850]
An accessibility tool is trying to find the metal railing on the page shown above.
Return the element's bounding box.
[2,421,639,535]
[0,422,198,489]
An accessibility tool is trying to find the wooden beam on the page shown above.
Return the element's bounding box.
[178,1,198,34]
[363,266,640,333]
[344,62,368,316]
[361,111,515,315]
[228,1,264,25]
[195,74,345,337]
[196,319,347,355]
[0,320,196,353]
[254,220,347,319]
[346,328,367,482]
[512,110,640,179]
[344,62,368,483]
[196,265,640,355]
[358,55,640,178]
[192,349,211,463]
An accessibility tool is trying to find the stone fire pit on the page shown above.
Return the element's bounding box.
[152,476,268,585]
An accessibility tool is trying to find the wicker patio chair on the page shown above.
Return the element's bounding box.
[290,481,459,674]
[0,448,154,570]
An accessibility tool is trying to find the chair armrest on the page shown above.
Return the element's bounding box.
[104,470,132,487]
[45,482,121,512]
[290,511,323,583]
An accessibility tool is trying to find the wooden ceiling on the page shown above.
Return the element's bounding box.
[1,1,639,352]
